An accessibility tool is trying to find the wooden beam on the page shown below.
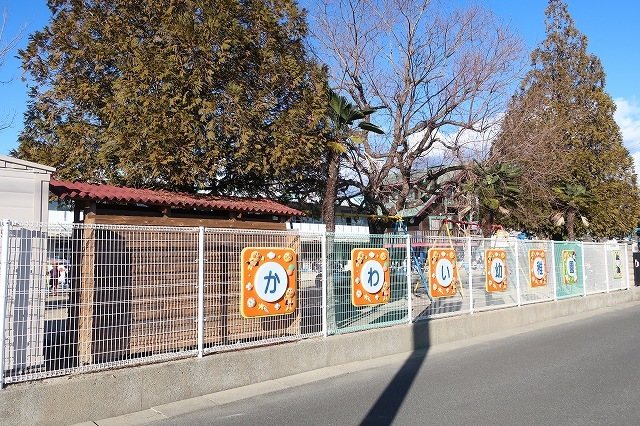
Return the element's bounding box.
[78,225,96,365]
[90,214,287,230]
[73,203,82,223]
[73,201,92,223]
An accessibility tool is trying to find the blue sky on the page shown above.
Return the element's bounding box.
[1,1,640,170]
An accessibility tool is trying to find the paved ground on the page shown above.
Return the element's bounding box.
[44,292,70,320]
[83,301,640,426]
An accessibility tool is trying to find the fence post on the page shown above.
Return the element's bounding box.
[406,234,412,324]
[604,243,611,293]
[551,242,557,301]
[515,239,521,306]
[321,232,328,338]
[581,242,587,297]
[0,220,11,389]
[467,236,474,313]
[197,227,205,358]
[625,243,631,290]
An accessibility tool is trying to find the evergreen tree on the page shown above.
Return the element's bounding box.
[493,0,639,239]
[14,0,328,201]
[462,161,522,237]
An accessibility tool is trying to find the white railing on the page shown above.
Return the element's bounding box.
[0,221,633,386]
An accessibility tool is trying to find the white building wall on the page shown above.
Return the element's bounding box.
[48,202,75,224]
[0,155,55,373]
[288,222,369,234]
[0,155,55,222]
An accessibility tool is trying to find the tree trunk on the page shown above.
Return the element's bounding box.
[481,212,495,238]
[321,149,340,330]
[566,209,576,241]
[321,149,340,233]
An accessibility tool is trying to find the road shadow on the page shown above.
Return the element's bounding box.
[359,317,430,425]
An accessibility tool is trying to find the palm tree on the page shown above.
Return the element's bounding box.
[463,161,522,237]
[322,89,384,232]
[552,183,591,241]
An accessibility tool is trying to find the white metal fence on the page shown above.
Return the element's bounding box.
[0,221,632,386]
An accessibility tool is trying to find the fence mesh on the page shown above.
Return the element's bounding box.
[517,240,556,304]
[0,221,634,385]
[3,224,49,382]
[0,223,325,383]
[409,236,470,321]
[325,233,409,335]
[201,229,324,354]
[470,238,519,312]
[605,243,628,292]
[583,242,608,294]
[553,242,585,299]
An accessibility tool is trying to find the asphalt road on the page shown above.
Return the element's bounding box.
[100,302,640,426]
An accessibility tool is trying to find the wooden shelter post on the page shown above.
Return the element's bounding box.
[78,216,96,365]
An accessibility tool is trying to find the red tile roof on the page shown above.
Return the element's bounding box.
[49,179,303,217]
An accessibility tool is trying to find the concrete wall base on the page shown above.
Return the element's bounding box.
[2,287,639,425]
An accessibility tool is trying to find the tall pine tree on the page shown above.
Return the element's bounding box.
[493,0,639,239]
[14,0,328,200]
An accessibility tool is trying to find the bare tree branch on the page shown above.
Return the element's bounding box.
[309,0,526,223]
[0,7,26,131]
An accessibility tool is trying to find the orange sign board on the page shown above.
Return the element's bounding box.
[427,248,459,298]
[240,247,297,318]
[485,249,508,292]
[351,248,391,306]
[529,249,548,287]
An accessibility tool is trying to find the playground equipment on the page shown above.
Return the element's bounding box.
[393,217,473,300]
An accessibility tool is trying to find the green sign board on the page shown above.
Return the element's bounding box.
[554,242,584,299]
